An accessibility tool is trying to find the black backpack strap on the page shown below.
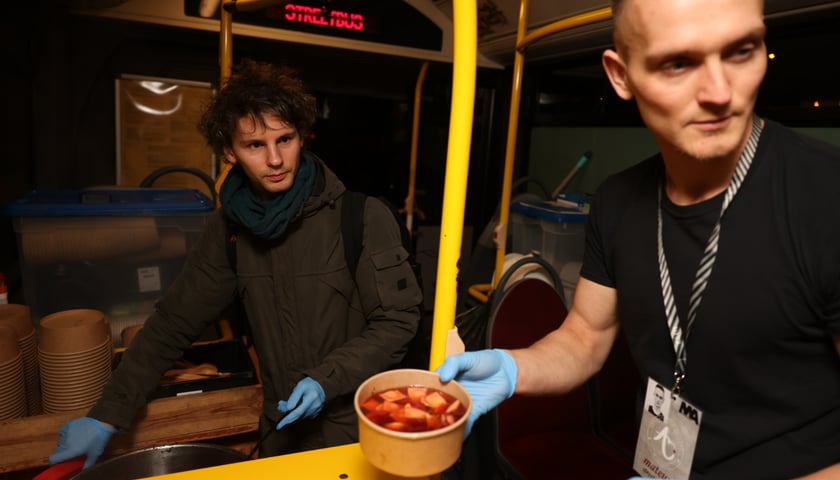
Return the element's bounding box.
[341,191,367,279]
[342,191,422,289]
[378,195,420,288]
[224,221,253,347]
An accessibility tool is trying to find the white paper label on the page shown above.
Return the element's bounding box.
[137,266,162,293]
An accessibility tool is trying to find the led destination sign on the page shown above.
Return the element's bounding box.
[282,4,364,32]
[183,0,442,51]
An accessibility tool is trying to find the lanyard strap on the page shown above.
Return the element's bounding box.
[657,115,762,393]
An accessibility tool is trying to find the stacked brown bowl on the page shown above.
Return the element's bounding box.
[0,325,26,420]
[0,304,40,415]
[38,309,113,414]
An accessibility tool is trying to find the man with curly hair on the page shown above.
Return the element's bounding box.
[50,59,422,467]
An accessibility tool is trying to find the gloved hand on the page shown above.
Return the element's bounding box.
[435,349,518,438]
[276,377,326,430]
[49,417,117,469]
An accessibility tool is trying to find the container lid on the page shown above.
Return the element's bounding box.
[1,189,214,217]
[511,200,588,223]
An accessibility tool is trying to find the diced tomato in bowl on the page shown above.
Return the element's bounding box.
[354,368,472,477]
[360,386,467,433]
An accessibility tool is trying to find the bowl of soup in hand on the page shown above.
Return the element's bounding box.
[354,368,472,477]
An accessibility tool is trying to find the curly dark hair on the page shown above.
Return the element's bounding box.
[198,59,318,157]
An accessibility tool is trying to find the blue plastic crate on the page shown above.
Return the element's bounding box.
[3,188,214,344]
[2,188,213,217]
[510,199,588,224]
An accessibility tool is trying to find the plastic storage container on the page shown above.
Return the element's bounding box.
[2,189,214,345]
[510,200,588,303]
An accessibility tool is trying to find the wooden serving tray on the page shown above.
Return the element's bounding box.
[0,384,262,474]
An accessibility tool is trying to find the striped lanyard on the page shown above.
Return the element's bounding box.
[657,115,762,393]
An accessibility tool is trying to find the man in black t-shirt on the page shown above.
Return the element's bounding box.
[435,0,840,478]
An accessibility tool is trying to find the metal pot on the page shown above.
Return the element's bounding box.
[37,443,247,480]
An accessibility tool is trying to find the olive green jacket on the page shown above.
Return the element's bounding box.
[89,157,422,453]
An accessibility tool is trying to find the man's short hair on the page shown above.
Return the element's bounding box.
[610,0,627,55]
[611,0,624,19]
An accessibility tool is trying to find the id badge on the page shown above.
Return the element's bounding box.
[633,377,702,479]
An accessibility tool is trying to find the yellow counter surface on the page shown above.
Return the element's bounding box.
[149,442,435,480]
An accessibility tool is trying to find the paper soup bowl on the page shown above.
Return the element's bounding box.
[0,326,20,365]
[354,368,472,478]
[0,304,34,339]
[39,309,109,354]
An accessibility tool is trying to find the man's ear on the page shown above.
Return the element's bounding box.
[222,147,237,165]
[602,49,634,101]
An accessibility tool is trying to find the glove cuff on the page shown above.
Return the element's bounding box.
[97,424,117,441]
[302,377,325,403]
[492,349,518,399]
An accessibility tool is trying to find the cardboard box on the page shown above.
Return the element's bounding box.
[2,189,213,345]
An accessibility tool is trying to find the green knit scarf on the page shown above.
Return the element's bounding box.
[220,152,317,240]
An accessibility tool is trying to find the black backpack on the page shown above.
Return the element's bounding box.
[339,191,422,294]
[225,190,429,368]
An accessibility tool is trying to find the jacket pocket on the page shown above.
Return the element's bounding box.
[370,245,422,310]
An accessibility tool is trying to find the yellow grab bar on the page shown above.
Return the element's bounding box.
[405,61,429,234]
[428,0,477,371]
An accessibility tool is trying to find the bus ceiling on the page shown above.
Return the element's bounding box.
[67,0,502,68]
[67,0,840,69]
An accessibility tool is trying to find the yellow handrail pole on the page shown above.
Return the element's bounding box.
[492,0,530,287]
[518,7,613,53]
[219,2,233,86]
[428,0,477,370]
[214,1,236,207]
[406,61,429,234]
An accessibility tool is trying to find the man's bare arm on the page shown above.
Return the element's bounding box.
[510,277,621,396]
[794,462,840,480]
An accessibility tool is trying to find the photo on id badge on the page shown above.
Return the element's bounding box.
[646,382,669,422]
[633,377,702,480]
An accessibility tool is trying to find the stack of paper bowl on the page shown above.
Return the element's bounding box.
[0,304,40,415]
[0,325,27,420]
[38,309,112,414]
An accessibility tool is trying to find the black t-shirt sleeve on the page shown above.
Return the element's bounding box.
[579,155,662,290]
[580,184,615,288]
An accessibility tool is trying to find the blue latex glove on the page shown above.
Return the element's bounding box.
[276,377,326,430]
[435,349,518,438]
[49,417,117,469]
